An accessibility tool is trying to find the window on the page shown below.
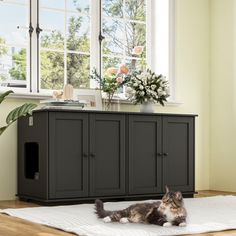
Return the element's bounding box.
[0,0,174,98]
[102,0,147,73]
[39,0,90,90]
[0,0,29,90]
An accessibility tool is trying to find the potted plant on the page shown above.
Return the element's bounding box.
[126,69,170,112]
[0,90,37,135]
[90,65,130,110]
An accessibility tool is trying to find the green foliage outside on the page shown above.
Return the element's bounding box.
[9,49,26,81]
[0,37,7,56]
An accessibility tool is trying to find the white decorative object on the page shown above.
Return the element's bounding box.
[77,89,102,110]
[140,101,154,113]
[63,84,74,100]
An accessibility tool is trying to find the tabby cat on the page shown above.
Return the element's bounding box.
[95,186,187,227]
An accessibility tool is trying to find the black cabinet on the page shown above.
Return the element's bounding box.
[128,115,194,195]
[89,114,126,197]
[162,116,194,192]
[128,115,162,194]
[49,112,89,199]
[18,110,196,203]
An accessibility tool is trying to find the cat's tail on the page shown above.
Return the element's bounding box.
[95,199,111,218]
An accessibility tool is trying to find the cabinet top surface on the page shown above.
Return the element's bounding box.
[33,108,198,117]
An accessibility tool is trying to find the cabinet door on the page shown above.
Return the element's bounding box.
[162,116,194,192]
[89,114,125,197]
[129,115,162,194]
[49,112,89,199]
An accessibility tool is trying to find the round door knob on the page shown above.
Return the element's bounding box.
[163,153,169,156]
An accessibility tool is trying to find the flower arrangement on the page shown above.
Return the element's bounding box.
[126,69,170,106]
[90,64,130,109]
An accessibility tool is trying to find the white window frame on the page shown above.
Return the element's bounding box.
[0,0,176,102]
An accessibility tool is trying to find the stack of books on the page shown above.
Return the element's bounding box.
[40,99,85,110]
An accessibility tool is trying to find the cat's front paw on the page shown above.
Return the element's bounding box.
[103,216,111,223]
[120,217,129,224]
[163,222,172,227]
[179,222,187,227]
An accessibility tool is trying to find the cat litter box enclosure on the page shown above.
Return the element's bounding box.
[17,109,197,204]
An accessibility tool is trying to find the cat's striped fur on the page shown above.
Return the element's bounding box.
[95,186,187,226]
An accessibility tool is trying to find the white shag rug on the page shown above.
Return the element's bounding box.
[1,196,236,236]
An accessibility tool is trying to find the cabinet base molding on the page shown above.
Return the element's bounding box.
[18,192,195,206]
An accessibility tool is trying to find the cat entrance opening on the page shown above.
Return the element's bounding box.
[24,142,39,180]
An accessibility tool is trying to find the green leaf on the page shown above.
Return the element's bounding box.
[0,90,13,104]
[6,103,37,125]
[0,126,8,136]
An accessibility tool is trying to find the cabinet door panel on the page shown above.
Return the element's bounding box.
[163,116,194,192]
[49,112,89,199]
[89,114,125,196]
[129,115,162,194]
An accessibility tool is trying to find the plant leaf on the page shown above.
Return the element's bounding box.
[0,126,8,135]
[0,90,13,104]
[6,103,37,125]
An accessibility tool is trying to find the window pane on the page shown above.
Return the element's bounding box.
[67,0,90,13]
[0,1,28,89]
[125,0,146,21]
[125,22,146,57]
[39,0,91,90]
[41,31,64,50]
[40,51,64,90]
[40,9,65,49]
[0,47,27,86]
[67,53,90,88]
[103,0,123,18]
[4,0,27,4]
[102,19,123,55]
[41,0,65,10]
[0,4,28,46]
[67,14,90,52]
[125,58,145,71]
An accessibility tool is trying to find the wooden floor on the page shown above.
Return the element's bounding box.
[1,191,236,236]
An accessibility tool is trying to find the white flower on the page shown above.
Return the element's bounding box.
[139,85,144,90]
[133,83,138,87]
[151,85,156,90]
[140,91,145,96]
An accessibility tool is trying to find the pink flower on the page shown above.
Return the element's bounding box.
[132,46,144,56]
[106,67,118,76]
[119,64,129,74]
[116,77,124,83]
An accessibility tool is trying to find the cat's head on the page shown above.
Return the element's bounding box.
[161,186,184,208]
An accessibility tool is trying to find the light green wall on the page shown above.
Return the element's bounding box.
[0,0,210,200]
[210,0,236,191]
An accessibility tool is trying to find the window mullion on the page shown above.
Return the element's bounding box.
[64,0,67,86]
[90,0,100,88]
[147,0,153,70]
[30,0,38,93]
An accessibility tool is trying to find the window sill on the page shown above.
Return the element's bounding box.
[6,92,52,100]
[5,91,182,107]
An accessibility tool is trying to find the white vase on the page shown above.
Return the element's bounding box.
[140,101,154,113]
